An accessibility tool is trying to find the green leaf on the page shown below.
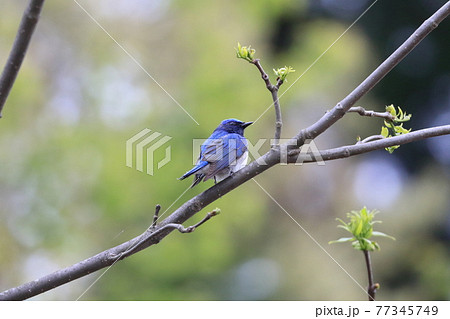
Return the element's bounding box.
[386,104,396,116]
[273,66,295,82]
[337,224,350,231]
[329,237,355,244]
[372,231,396,240]
[355,219,363,236]
[394,124,411,134]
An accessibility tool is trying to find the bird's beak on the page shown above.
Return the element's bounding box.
[242,121,253,128]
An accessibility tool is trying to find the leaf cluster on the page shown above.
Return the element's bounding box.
[273,66,295,82]
[329,207,395,251]
[381,105,412,153]
[235,42,256,62]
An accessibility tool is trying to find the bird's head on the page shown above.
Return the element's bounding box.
[216,118,253,135]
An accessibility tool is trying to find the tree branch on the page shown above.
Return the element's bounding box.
[363,250,378,301]
[252,59,273,91]
[289,125,450,163]
[151,204,161,228]
[118,208,220,259]
[0,208,220,301]
[1,2,449,301]
[0,0,45,118]
[348,106,395,121]
[160,209,220,234]
[251,59,283,145]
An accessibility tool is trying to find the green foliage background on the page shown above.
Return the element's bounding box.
[0,0,449,300]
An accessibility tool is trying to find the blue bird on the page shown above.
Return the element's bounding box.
[179,118,253,187]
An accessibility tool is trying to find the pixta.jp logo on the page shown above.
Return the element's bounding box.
[126,129,172,175]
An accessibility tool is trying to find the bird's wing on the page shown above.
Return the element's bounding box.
[201,133,247,180]
[178,131,228,181]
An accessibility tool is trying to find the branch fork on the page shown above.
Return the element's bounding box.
[115,205,221,259]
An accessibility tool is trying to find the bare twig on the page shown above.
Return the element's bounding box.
[118,208,220,259]
[0,208,220,300]
[363,250,378,301]
[348,106,395,121]
[151,204,161,228]
[0,0,45,118]
[251,59,283,145]
[1,2,449,301]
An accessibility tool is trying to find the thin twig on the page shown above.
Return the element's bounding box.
[118,208,220,259]
[251,59,273,91]
[161,209,220,233]
[271,90,282,145]
[0,0,45,118]
[358,135,385,144]
[288,124,450,162]
[348,106,395,121]
[151,204,161,228]
[363,250,378,301]
[251,59,283,145]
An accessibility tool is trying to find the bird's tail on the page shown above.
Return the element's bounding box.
[178,161,208,186]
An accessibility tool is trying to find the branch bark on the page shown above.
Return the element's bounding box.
[0,209,220,301]
[1,1,449,301]
[289,125,450,163]
[0,0,45,118]
[363,250,378,301]
[348,106,395,121]
[251,59,283,145]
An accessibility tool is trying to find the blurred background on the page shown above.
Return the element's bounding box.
[0,0,449,300]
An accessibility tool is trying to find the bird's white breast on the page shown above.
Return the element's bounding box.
[215,151,249,182]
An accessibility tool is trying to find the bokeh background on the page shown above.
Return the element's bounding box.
[0,0,449,300]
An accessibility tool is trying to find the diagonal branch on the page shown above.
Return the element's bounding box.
[288,125,450,163]
[0,0,45,118]
[347,106,395,121]
[0,208,220,300]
